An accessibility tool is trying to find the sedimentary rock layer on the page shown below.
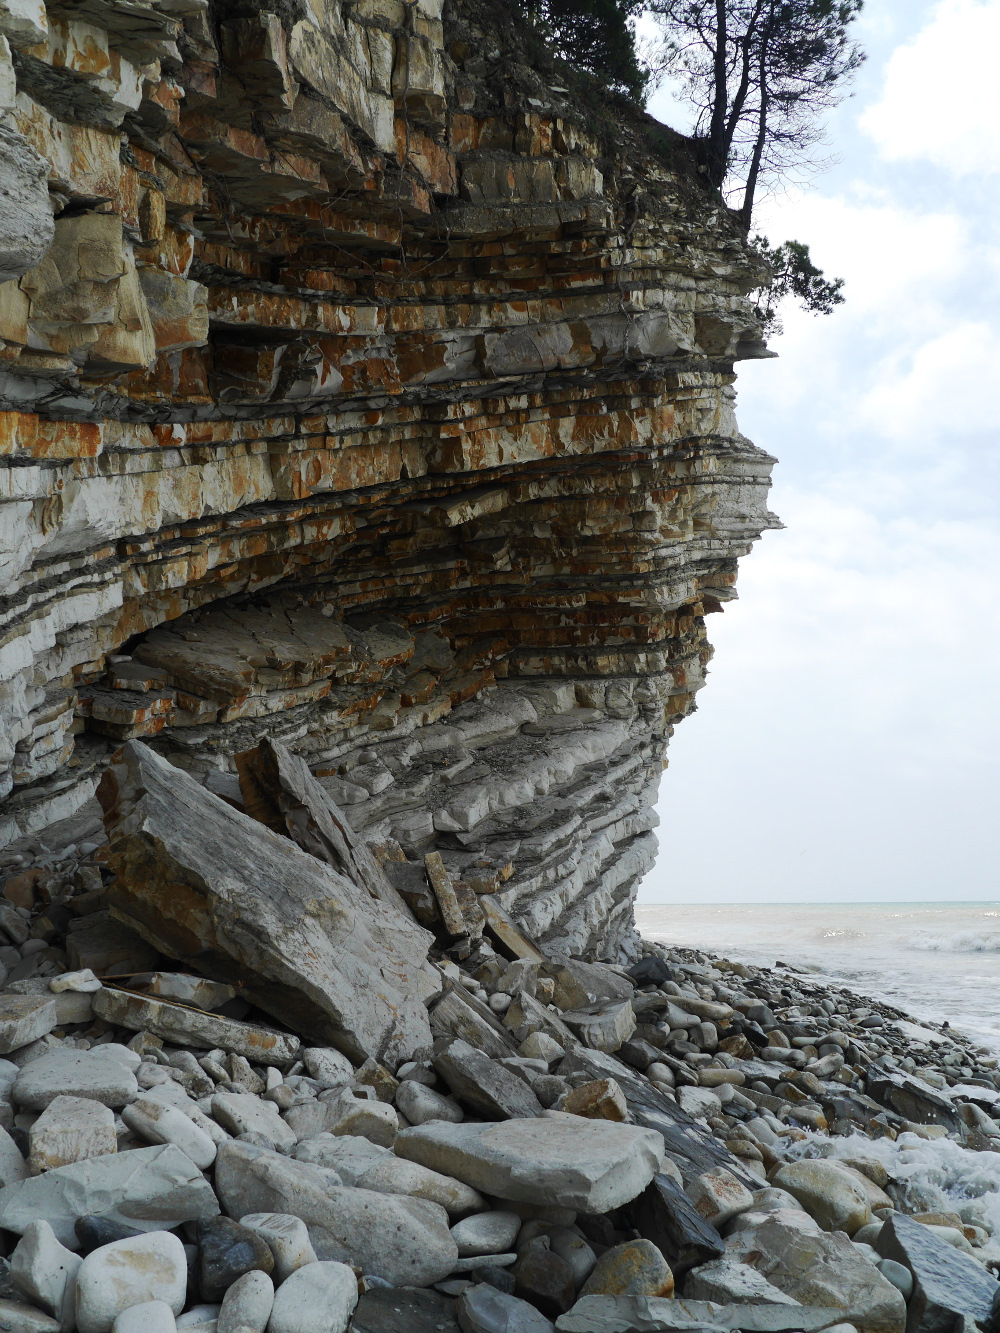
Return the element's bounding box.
[0,0,778,954]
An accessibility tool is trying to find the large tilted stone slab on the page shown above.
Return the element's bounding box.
[236,739,411,916]
[394,1111,663,1212]
[622,1173,725,1277]
[0,1144,220,1248]
[214,1139,458,1286]
[555,1298,846,1333]
[874,1211,998,1333]
[98,741,435,1064]
[93,987,300,1068]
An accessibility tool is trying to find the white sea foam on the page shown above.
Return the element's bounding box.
[788,1130,1000,1242]
[635,901,1000,1053]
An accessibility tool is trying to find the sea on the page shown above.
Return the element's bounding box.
[635,901,1000,1055]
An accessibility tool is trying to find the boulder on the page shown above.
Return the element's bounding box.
[266,1260,358,1333]
[396,1081,465,1125]
[217,1269,274,1333]
[0,995,57,1054]
[122,1096,217,1169]
[459,1281,556,1333]
[0,1144,220,1248]
[238,1213,317,1283]
[578,1240,673,1298]
[512,1245,576,1317]
[874,1211,998,1333]
[214,1139,458,1285]
[75,1231,187,1333]
[772,1161,872,1236]
[561,1003,636,1053]
[10,1219,81,1328]
[558,1080,628,1122]
[433,1039,544,1120]
[112,1301,177,1333]
[727,1216,906,1333]
[12,1046,138,1111]
[452,1211,522,1256]
[196,1215,274,1302]
[28,1095,117,1173]
[395,1112,663,1212]
[93,989,299,1068]
[545,959,634,1011]
[0,1299,61,1332]
[685,1167,755,1229]
[98,741,435,1065]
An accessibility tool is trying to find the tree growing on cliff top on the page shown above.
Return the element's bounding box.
[521,0,650,100]
[649,0,865,227]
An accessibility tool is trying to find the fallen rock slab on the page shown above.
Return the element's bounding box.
[29,1095,117,1173]
[434,1039,544,1120]
[0,994,58,1054]
[214,1139,458,1286]
[395,1111,663,1212]
[98,741,435,1065]
[13,1046,139,1111]
[0,1144,220,1248]
[555,1298,846,1333]
[684,1259,802,1307]
[93,988,300,1068]
[622,1173,725,1277]
[874,1211,998,1333]
[295,1133,484,1212]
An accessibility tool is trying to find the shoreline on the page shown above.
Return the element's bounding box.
[1,773,999,1331]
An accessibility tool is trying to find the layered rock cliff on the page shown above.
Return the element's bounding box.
[0,0,778,958]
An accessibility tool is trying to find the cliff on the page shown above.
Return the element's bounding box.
[0,0,778,957]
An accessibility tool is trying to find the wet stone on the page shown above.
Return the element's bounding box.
[197,1215,275,1302]
[875,1212,998,1333]
[352,1285,463,1333]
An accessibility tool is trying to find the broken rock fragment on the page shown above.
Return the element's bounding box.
[0,1144,220,1248]
[433,1038,545,1120]
[13,1046,139,1111]
[28,1095,117,1174]
[98,741,435,1065]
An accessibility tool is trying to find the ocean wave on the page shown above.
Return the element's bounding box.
[907,929,1000,954]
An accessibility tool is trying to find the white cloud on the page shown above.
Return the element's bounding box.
[858,321,1000,439]
[860,0,1000,174]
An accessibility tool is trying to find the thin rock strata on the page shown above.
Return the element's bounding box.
[0,750,998,1333]
[0,0,777,958]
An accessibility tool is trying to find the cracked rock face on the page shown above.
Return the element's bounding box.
[0,0,777,956]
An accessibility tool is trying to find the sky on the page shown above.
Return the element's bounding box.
[636,0,1000,904]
